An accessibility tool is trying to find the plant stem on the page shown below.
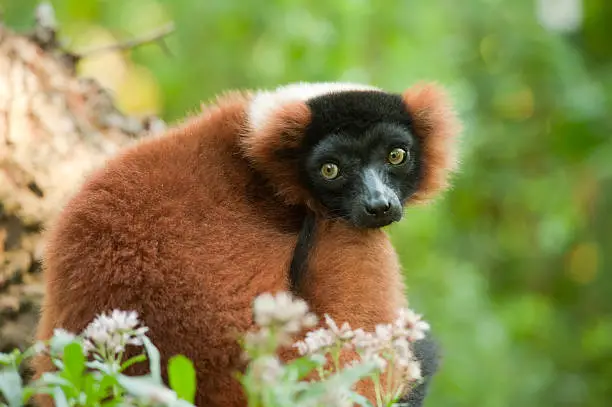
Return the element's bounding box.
[372,373,383,407]
[384,357,395,405]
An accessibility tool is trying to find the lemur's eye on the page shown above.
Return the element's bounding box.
[320,163,340,180]
[388,148,408,165]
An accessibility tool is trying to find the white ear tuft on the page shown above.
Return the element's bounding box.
[247,82,381,132]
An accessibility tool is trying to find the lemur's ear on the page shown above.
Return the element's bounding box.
[402,82,462,204]
[240,100,313,206]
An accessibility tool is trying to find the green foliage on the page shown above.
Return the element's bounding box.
[0,369,23,407]
[3,0,612,406]
[0,316,197,407]
[168,355,196,403]
[0,300,424,407]
[142,336,163,385]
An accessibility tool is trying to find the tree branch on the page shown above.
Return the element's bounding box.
[76,22,176,58]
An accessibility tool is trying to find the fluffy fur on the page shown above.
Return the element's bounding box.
[32,81,461,407]
[248,82,381,133]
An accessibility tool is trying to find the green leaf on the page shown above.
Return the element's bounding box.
[296,361,377,405]
[49,332,78,356]
[81,374,96,403]
[52,359,65,371]
[330,361,377,386]
[0,353,14,366]
[0,368,23,407]
[20,342,45,363]
[116,375,177,403]
[97,375,118,398]
[284,356,320,381]
[168,355,196,403]
[62,342,85,388]
[100,399,121,407]
[141,336,162,385]
[86,360,113,375]
[36,372,70,386]
[52,386,69,407]
[347,391,375,407]
[21,387,36,405]
[0,350,20,367]
[120,354,147,372]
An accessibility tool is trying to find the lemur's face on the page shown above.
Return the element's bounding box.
[245,81,459,230]
[300,91,421,229]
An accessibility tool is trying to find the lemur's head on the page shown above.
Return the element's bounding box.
[241,82,461,229]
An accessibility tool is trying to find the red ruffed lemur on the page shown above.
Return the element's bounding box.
[32,81,461,407]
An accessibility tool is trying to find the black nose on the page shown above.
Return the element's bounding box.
[364,197,391,217]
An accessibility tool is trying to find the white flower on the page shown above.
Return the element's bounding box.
[405,359,422,381]
[284,319,303,334]
[363,350,388,372]
[352,328,381,354]
[348,308,430,382]
[293,340,309,356]
[252,292,318,336]
[324,314,355,341]
[294,314,366,357]
[49,328,79,354]
[250,355,284,384]
[274,292,308,323]
[375,323,393,342]
[293,327,335,355]
[110,309,140,330]
[243,328,272,352]
[253,293,276,326]
[302,313,318,328]
[81,310,149,357]
[392,338,411,362]
[53,328,76,342]
[394,308,430,342]
[31,341,46,355]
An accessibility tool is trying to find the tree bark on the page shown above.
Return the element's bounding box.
[0,16,165,352]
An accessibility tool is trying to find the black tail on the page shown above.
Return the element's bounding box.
[289,209,317,294]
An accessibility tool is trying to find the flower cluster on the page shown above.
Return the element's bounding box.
[245,292,318,354]
[241,292,322,393]
[81,309,149,357]
[292,314,355,356]
[249,355,284,385]
[352,325,422,381]
[352,308,429,379]
[293,307,430,386]
[394,307,431,342]
[5,309,192,407]
[252,291,318,332]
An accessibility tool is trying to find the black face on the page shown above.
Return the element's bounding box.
[299,91,421,229]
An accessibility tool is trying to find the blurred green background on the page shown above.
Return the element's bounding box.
[3,0,611,406]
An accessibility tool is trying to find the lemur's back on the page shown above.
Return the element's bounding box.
[33,93,300,407]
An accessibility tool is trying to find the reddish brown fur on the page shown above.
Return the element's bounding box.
[298,220,408,399]
[32,83,460,406]
[402,82,462,204]
[240,101,313,207]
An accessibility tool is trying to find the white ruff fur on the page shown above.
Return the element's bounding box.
[247,82,382,132]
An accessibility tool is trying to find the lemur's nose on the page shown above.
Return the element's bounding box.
[364,197,391,217]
